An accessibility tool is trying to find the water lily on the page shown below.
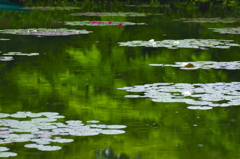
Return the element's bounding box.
[182,91,192,96]
[91,21,98,24]
[173,41,180,45]
[149,39,156,45]
[118,23,123,27]
[108,21,113,24]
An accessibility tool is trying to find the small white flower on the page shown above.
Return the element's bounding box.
[149,39,154,42]
[182,91,192,96]
[174,41,180,45]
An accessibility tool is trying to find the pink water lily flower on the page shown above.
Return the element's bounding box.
[118,23,123,27]
[108,21,113,24]
[91,21,98,24]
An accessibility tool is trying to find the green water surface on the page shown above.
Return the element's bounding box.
[0,2,240,159]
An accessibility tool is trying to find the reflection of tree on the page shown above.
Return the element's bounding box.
[0,2,240,159]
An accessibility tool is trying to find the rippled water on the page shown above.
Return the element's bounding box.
[0,2,240,159]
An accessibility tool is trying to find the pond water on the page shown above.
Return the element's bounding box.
[0,1,240,159]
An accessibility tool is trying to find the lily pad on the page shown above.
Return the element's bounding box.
[0,147,9,152]
[64,21,146,26]
[71,12,157,17]
[0,111,127,155]
[209,27,240,34]
[101,130,126,135]
[3,52,40,56]
[174,17,240,23]
[150,61,240,70]
[0,38,10,40]
[37,145,62,151]
[118,39,240,49]
[0,56,13,61]
[24,6,81,10]
[0,152,17,157]
[0,28,92,36]
[118,82,240,110]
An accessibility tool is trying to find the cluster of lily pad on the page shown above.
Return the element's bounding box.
[118,39,240,49]
[125,4,169,8]
[0,111,126,157]
[64,21,146,26]
[118,82,240,110]
[71,12,161,17]
[209,27,240,34]
[173,17,240,23]
[150,61,240,70]
[0,28,92,36]
[2,52,40,56]
[0,38,10,41]
[0,56,13,62]
[24,6,81,10]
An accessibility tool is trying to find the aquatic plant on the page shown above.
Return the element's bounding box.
[118,39,240,49]
[0,28,92,36]
[173,17,240,23]
[0,111,127,157]
[2,52,40,56]
[150,61,240,70]
[0,38,10,41]
[71,12,162,17]
[118,82,240,110]
[209,27,240,34]
[24,6,81,10]
[0,56,13,61]
[64,21,146,26]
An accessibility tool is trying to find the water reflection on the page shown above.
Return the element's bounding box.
[96,147,140,159]
[0,1,240,159]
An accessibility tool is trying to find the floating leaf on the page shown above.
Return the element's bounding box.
[24,6,81,10]
[64,21,146,26]
[0,147,9,152]
[119,39,240,49]
[209,27,240,34]
[174,17,240,23]
[118,82,240,110]
[101,130,125,135]
[0,28,92,36]
[71,12,159,17]
[37,145,62,151]
[0,152,17,157]
[150,61,240,70]
[0,56,13,61]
